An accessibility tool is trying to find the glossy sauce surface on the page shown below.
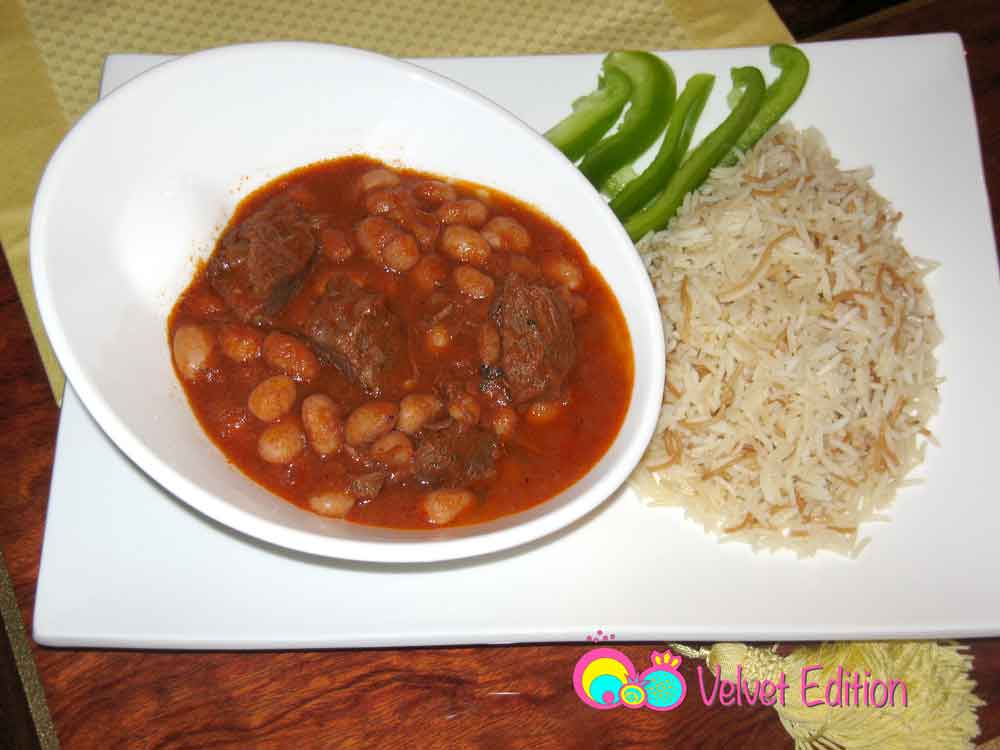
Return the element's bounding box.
[168,156,633,528]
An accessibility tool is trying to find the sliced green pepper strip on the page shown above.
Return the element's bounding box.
[722,44,810,166]
[624,66,766,242]
[609,73,715,220]
[601,164,639,199]
[544,67,632,162]
[577,51,676,189]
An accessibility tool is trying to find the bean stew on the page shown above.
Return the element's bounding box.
[169,156,633,528]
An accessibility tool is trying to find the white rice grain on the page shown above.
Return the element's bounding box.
[630,124,942,557]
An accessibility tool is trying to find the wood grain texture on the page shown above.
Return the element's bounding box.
[0,606,42,750]
[2,1,999,747]
[16,646,791,749]
[771,0,912,38]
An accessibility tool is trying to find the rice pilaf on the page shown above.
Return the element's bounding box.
[632,123,942,557]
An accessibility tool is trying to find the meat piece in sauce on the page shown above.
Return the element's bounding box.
[349,471,387,501]
[493,274,576,404]
[207,196,318,323]
[414,422,499,487]
[304,274,405,396]
[478,366,511,407]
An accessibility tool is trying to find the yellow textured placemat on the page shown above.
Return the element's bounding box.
[2,0,790,403]
[25,0,790,123]
[1,0,72,402]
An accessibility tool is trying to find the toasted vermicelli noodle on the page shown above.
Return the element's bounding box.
[631,124,942,557]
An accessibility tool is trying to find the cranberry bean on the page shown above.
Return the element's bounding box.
[481,216,531,253]
[412,180,457,206]
[411,254,449,292]
[364,187,408,217]
[344,402,398,446]
[382,232,420,272]
[542,253,584,291]
[397,393,443,435]
[526,400,563,424]
[439,225,491,266]
[309,490,355,518]
[453,266,495,300]
[371,431,414,470]
[173,325,214,381]
[263,332,319,382]
[422,489,474,525]
[425,325,451,352]
[405,210,441,250]
[355,215,398,261]
[248,375,297,422]
[436,199,489,227]
[358,168,401,192]
[257,421,306,464]
[301,394,344,455]
[219,324,263,363]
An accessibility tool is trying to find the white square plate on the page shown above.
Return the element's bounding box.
[34,34,1000,647]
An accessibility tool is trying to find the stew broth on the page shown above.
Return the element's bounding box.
[169,156,632,529]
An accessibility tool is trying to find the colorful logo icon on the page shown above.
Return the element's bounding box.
[573,648,687,711]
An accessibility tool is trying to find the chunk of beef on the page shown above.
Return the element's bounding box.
[349,471,387,500]
[494,274,576,404]
[207,196,318,323]
[304,275,405,396]
[414,422,499,487]
[478,366,511,407]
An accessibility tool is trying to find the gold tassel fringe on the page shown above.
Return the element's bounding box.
[672,641,983,749]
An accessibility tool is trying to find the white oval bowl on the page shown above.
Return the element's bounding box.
[31,42,665,563]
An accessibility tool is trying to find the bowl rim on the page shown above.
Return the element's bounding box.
[30,41,666,563]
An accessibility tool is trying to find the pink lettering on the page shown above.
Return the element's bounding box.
[889,679,908,707]
[775,671,789,706]
[824,666,843,707]
[871,679,888,708]
[849,669,863,706]
[740,666,761,706]
[697,665,721,706]
[759,680,777,706]
[719,676,737,706]
[801,664,824,707]
[698,666,796,709]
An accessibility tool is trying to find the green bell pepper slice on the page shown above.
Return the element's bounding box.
[722,43,810,166]
[577,51,676,189]
[609,73,715,220]
[544,67,632,162]
[624,66,766,242]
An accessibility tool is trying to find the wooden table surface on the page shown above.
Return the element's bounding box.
[2,1,999,747]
